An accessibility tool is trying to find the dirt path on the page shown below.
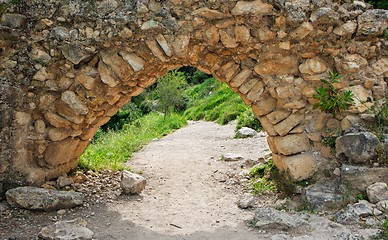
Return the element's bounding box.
[1,121,273,240]
[109,120,271,237]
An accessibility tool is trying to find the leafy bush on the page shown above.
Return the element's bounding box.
[100,102,143,131]
[313,72,354,116]
[236,109,262,131]
[368,0,388,9]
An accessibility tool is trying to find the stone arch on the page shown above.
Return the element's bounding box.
[1,0,387,192]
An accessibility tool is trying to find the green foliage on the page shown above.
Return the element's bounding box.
[236,108,262,132]
[249,160,277,194]
[321,135,337,150]
[355,193,364,201]
[313,72,354,116]
[101,102,143,131]
[79,113,187,171]
[384,219,388,238]
[184,78,250,125]
[154,70,188,116]
[368,0,388,9]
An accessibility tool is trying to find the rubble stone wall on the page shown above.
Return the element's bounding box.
[0,0,387,193]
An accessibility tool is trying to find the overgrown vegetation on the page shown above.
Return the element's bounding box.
[313,72,354,117]
[79,113,187,171]
[384,219,388,238]
[79,67,262,171]
[368,0,388,9]
[248,160,277,194]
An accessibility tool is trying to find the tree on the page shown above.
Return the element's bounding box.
[155,70,188,116]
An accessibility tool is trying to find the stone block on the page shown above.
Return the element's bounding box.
[254,55,298,75]
[230,69,252,88]
[219,30,238,48]
[251,96,276,116]
[336,132,379,164]
[121,170,146,194]
[266,110,291,125]
[282,152,318,181]
[231,0,273,15]
[61,91,89,115]
[273,133,310,155]
[44,138,80,167]
[274,112,304,136]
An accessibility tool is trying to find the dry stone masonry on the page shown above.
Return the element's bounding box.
[0,0,387,194]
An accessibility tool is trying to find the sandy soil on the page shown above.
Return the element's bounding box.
[0,120,274,240]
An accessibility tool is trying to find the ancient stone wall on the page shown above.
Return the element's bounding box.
[0,0,387,194]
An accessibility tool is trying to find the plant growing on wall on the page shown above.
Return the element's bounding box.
[313,72,354,117]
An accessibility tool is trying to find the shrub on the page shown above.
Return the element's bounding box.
[236,109,262,131]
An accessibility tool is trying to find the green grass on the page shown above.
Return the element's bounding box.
[79,113,187,171]
[184,78,253,126]
[249,160,277,194]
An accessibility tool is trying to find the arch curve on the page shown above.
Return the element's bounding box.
[1,0,387,191]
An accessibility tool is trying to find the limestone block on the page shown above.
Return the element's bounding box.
[275,86,294,99]
[273,133,310,155]
[251,97,276,116]
[35,119,46,134]
[283,152,317,181]
[97,61,119,87]
[235,25,250,43]
[205,26,220,45]
[219,30,238,48]
[231,0,273,15]
[121,170,147,194]
[246,81,264,102]
[44,138,80,167]
[283,99,306,109]
[15,112,31,126]
[338,54,368,73]
[266,110,291,125]
[256,27,276,41]
[239,78,258,94]
[141,20,159,30]
[172,35,190,59]
[310,7,340,24]
[56,102,85,124]
[192,7,230,19]
[44,112,71,128]
[119,51,146,72]
[61,91,89,115]
[279,41,291,50]
[48,128,80,142]
[61,44,86,65]
[188,45,204,65]
[155,34,172,57]
[274,112,304,136]
[254,56,298,75]
[217,61,240,82]
[230,69,252,88]
[357,10,388,36]
[258,116,277,136]
[372,58,388,76]
[290,22,313,40]
[340,115,360,131]
[299,58,327,75]
[100,51,133,81]
[333,21,358,36]
[33,67,56,81]
[39,218,94,240]
[146,39,167,62]
[346,85,372,113]
[75,72,96,90]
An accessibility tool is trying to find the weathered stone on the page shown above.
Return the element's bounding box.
[306,178,343,211]
[299,58,327,75]
[51,26,70,40]
[367,182,388,204]
[251,97,277,116]
[44,112,70,128]
[141,20,159,30]
[274,133,310,155]
[246,81,265,102]
[100,51,133,81]
[333,21,358,36]
[119,51,146,72]
[61,91,89,115]
[223,153,244,161]
[376,200,388,212]
[372,58,388,76]
[98,60,119,87]
[235,127,258,138]
[336,132,379,163]
[33,67,56,81]
[56,103,85,124]
[120,170,147,194]
[219,30,238,48]
[266,110,291,125]
[230,69,251,88]
[146,39,167,61]
[273,112,304,136]
[239,78,258,94]
[192,7,230,19]
[357,10,388,36]
[57,176,74,188]
[204,26,220,45]
[253,208,308,231]
[44,138,80,167]
[290,22,313,39]
[30,48,51,64]
[235,25,250,43]
[1,13,26,28]
[155,34,172,57]
[6,187,83,211]
[282,152,317,180]
[61,44,85,65]
[254,56,298,75]
[39,218,94,240]
[310,7,340,24]
[231,0,273,15]
[35,119,46,134]
[340,165,388,194]
[15,112,31,126]
[237,194,255,209]
[75,72,96,90]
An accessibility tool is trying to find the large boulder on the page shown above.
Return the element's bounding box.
[120,170,146,194]
[367,182,388,204]
[39,218,94,240]
[306,178,343,211]
[5,187,83,211]
[336,132,379,164]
